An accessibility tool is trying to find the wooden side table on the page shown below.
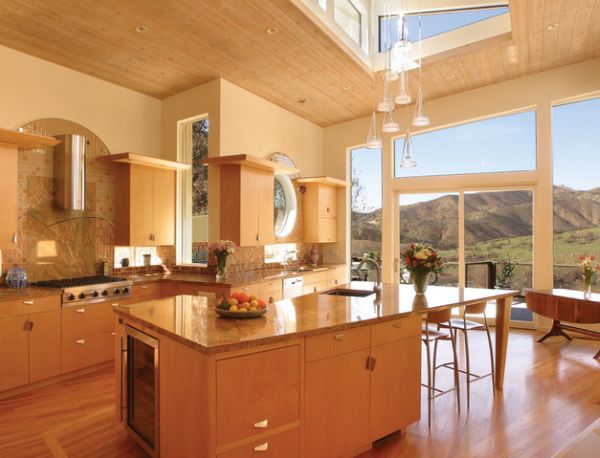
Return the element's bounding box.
[525,289,600,359]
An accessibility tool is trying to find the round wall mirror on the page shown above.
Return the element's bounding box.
[274,173,297,238]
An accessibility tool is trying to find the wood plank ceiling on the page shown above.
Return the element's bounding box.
[0,0,599,127]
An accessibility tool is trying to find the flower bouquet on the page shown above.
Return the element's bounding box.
[578,255,599,296]
[209,240,236,280]
[400,243,444,295]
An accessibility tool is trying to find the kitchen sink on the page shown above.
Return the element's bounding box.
[322,288,375,297]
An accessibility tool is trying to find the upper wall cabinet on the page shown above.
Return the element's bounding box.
[0,128,60,249]
[202,154,299,247]
[97,153,189,247]
[297,177,348,244]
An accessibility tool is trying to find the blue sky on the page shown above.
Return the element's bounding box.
[352,96,600,209]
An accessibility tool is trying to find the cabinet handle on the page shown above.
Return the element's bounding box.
[23,320,33,331]
[333,334,345,341]
[23,300,34,305]
[392,322,403,329]
[13,233,18,244]
[76,339,86,345]
[253,419,268,428]
[141,285,148,289]
[112,303,119,307]
[253,442,269,452]
[29,320,34,331]
[111,332,116,336]
[366,356,377,371]
[76,308,85,313]
[326,206,330,213]
[242,287,249,292]
[269,296,273,304]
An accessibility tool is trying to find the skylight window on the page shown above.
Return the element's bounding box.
[380,6,509,51]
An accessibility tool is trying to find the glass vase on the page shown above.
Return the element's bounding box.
[583,271,594,297]
[215,254,228,281]
[411,271,430,295]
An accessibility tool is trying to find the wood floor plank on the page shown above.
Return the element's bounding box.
[0,329,598,457]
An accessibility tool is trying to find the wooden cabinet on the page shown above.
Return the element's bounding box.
[219,165,274,246]
[327,265,347,288]
[258,280,283,304]
[0,143,18,249]
[0,315,29,391]
[61,302,115,373]
[112,163,176,246]
[0,295,62,392]
[370,317,421,440]
[298,177,347,244]
[217,427,299,458]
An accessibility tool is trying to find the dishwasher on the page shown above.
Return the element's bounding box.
[283,276,304,299]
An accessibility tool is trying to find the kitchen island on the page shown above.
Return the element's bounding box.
[113,282,515,457]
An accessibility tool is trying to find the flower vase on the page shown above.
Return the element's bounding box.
[583,271,594,297]
[411,271,430,295]
[216,254,228,281]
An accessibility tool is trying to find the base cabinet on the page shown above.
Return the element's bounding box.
[217,427,299,458]
[305,349,371,458]
[29,310,61,383]
[0,315,29,391]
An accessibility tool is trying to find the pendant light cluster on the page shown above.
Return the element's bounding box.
[366,0,430,169]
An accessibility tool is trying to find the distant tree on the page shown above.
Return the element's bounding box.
[192,119,209,216]
[351,167,371,213]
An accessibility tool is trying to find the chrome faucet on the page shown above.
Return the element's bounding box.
[280,249,297,271]
[357,257,382,293]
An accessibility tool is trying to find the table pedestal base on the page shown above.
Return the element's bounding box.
[538,320,600,360]
[538,320,573,343]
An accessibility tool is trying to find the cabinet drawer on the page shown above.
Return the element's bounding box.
[0,294,61,318]
[305,326,371,362]
[371,316,421,347]
[132,282,162,298]
[216,345,300,446]
[302,270,329,286]
[231,283,260,298]
[61,331,114,373]
[161,282,201,296]
[258,280,282,296]
[217,427,299,458]
[62,302,114,341]
[327,266,347,287]
[302,280,329,295]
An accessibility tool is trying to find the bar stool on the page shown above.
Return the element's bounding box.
[437,302,495,408]
[422,308,461,428]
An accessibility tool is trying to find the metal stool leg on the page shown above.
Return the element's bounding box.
[424,336,433,428]
[484,314,496,397]
[432,337,439,391]
[449,327,461,413]
[462,319,472,409]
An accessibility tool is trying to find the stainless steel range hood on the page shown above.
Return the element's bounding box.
[53,134,86,211]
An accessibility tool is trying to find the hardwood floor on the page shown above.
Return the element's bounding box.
[0,329,598,457]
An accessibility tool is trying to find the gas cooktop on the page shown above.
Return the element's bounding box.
[33,275,133,306]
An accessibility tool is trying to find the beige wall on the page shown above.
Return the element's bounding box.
[323,57,600,327]
[0,45,161,156]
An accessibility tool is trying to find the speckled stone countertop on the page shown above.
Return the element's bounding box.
[0,286,61,302]
[127,263,345,287]
[113,282,516,354]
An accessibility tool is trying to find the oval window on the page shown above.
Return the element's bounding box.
[274,174,297,237]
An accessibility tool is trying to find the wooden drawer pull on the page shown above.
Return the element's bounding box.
[253,442,269,452]
[253,419,268,429]
[23,300,34,305]
[242,287,249,292]
[111,332,116,336]
[334,334,345,341]
[76,339,85,345]
[112,303,119,307]
[141,285,148,289]
[392,322,403,328]
[76,308,85,313]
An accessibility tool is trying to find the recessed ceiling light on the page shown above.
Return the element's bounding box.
[266,27,279,35]
[547,23,558,31]
[134,25,149,33]
[342,85,352,90]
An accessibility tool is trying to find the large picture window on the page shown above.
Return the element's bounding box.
[394,111,536,178]
[553,97,600,293]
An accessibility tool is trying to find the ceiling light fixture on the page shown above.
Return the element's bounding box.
[412,0,430,127]
[134,25,148,33]
[266,26,279,34]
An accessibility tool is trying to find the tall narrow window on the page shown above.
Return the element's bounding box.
[334,0,361,45]
[553,97,600,293]
[350,147,382,280]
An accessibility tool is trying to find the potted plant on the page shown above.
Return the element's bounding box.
[400,243,444,295]
[496,256,517,289]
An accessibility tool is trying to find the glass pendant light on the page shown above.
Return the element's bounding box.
[395,62,411,105]
[382,109,400,133]
[393,13,411,54]
[412,0,430,127]
[377,77,393,112]
[366,111,382,148]
[399,131,416,168]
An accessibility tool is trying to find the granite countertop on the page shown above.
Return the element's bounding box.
[127,263,345,287]
[113,281,517,354]
[0,286,61,302]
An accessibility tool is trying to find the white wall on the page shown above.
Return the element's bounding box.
[0,45,161,156]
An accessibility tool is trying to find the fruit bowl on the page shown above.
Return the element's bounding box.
[215,291,268,319]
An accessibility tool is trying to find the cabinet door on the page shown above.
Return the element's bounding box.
[130,165,155,246]
[0,144,17,249]
[0,315,29,391]
[238,168,260,246]
[305,349,371,458]
[370,336,421,441]
[29,310,61,383]
[153,168,176,246]
[257,170,274,245]
[319,217,337,243]
[318,184,337,217]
